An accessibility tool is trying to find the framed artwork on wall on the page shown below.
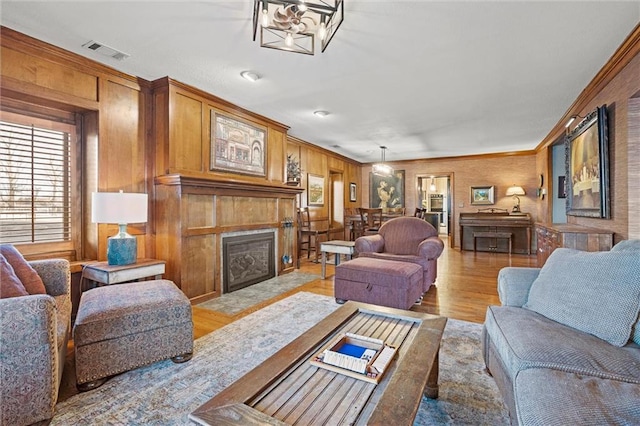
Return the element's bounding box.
[565,105,610,218]
[470,186,495,205]
[369,170,405,208]
[210,112,266,176]
[308,174,325,205]
[349,182,357,202]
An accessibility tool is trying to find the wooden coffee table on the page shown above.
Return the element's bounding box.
[190,302,447,425]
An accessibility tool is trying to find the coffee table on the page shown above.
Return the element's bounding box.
[189,302,447,426]
[320,240,356,279]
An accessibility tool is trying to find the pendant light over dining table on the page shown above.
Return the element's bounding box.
[372,146,394,177]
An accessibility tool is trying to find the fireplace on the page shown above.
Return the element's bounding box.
[222,231,276,293]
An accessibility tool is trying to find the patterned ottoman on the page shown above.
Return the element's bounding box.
[334,257,423,310]
[73,279,193,391]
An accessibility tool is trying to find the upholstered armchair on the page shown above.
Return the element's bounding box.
[355,216,444,293]
[0,258,71,426]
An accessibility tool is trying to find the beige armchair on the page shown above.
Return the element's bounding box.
[355,216,444,293]
[0,259,71,426]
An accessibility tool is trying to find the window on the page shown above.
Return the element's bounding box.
[0,111,78,250]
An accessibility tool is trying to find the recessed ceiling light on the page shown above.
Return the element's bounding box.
[240,71,260,82]
[314,110,330,118]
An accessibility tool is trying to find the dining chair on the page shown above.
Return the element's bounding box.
[297,207,330,266]
[344,208,363,241]
[357,207,383,236]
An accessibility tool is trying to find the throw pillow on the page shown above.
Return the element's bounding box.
[0,254,29,298]
[524,248,640,347]
[0,244,46,295]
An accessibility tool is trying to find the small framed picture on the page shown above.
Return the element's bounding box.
[308,174,325,206]
[349,183,357,202]
[470,186,495,205]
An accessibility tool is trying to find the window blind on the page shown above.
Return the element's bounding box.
[0,120,71,243]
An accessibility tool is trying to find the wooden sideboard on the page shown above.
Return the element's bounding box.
[459,212,532,254]
[535,223,614,266]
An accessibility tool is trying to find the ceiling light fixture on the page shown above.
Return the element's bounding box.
[430,178,437,192]
[372,146,394,177]
[252,0,344,55]
[240,70,261,82]
[313,110,330,118]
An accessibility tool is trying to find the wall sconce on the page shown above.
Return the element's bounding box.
[506,185,526,213]
[91,191,148,265]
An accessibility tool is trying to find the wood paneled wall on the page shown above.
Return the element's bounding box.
[287,136,362,238]
[0,27,151,261]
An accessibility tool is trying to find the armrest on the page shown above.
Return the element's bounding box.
[30,259,70,297]
[355,234,384,254]
[0,295,58,421]
[497,267,541,307]
[417,237,444,260]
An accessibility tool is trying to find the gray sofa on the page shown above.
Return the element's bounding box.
[483,240,640,425]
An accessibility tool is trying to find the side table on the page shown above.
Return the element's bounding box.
[81,258,166,289]
[320,240,356,279]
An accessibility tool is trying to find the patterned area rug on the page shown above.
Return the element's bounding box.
[53,292,508,425]
[196,271,320,314]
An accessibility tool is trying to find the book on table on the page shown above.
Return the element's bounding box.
[310,333,397,384]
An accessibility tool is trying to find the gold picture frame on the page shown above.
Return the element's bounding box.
[308,174,325,205]
[470,186,495,205]
[211,112,266,176]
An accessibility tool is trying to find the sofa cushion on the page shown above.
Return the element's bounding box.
[514,368,640,426]
[0,244,46,295]
[611,240,640,345]
[484,306,640,384]
[0,254,29,298]
[523,248,640,346]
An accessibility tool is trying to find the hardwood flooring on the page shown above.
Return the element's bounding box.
[192,237,538,339]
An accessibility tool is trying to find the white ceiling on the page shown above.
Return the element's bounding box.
[1,1,638,163]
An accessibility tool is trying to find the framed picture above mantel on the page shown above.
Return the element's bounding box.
[565,105,610,218]
[211,112,267,177]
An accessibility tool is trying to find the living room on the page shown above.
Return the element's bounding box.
[1,1,639,425]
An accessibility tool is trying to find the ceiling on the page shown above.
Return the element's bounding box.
[1,1,638,163]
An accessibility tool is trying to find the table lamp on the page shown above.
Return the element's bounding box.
[91,191,148,265]
[506,185,526,213]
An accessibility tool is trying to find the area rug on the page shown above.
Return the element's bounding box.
[52,292,508,425]
[196,271,320,314]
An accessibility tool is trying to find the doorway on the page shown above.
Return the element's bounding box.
[417,174,453,242]
[329,170,344,239]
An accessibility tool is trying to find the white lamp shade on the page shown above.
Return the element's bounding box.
[91,192,148,224]
[506,186,525,196]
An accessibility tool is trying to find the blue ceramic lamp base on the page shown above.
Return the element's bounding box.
[107,225,137,265]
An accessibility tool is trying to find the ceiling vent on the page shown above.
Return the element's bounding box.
[82,40,130,61]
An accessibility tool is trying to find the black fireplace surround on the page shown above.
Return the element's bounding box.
[222,232,275,293]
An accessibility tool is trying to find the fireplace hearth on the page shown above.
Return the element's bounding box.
[222,232,276,293]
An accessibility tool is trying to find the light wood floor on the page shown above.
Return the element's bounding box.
[192,238,538,339]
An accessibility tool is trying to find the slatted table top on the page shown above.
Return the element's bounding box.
[189,302,447,426]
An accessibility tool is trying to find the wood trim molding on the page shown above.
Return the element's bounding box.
[286,135,364,166]
[152,77,289,132]
[0,26,144,86]
[537,22,640,151]
[370,149,537,166]
[154,174,304,196]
